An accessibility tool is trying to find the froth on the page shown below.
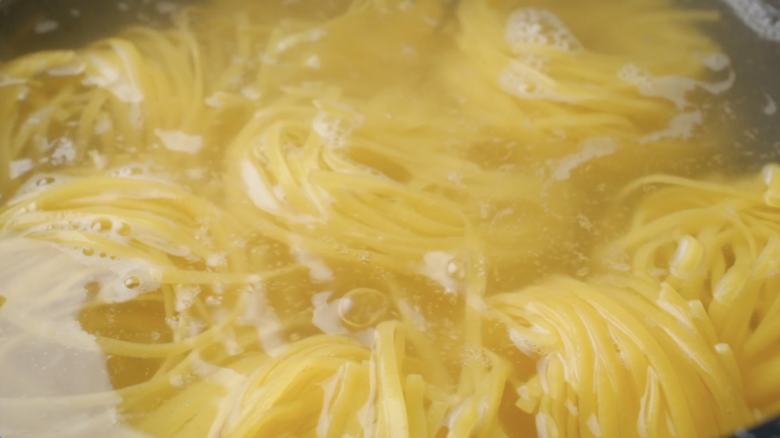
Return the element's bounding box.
[499,62,573,102]
[721,0,780,42]
[505,8,582,54]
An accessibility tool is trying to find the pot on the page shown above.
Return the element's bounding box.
[0,1,778,437]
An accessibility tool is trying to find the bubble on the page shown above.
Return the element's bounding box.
[124,276,141,289]
[447,258,467,281]
[84,281,101,296]
[91,218,112,233]
[311,101,364,149]
[617,64,654,93]
[110,164,148,178]
[505,8,582,54]
[82,248,95,257]
[36,176,56,187]
[337,288,389,328]
[116,223,132,236]
[498,63,571,102]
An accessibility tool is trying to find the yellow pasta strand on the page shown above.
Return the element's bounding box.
[487,276,754,438]
[0,0,766,437]
[596,165,780,417]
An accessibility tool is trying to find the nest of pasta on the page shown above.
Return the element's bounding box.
[0,0,773,437]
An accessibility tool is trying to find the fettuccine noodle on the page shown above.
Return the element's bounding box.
[0,0,774,437]
[595,164,780,418]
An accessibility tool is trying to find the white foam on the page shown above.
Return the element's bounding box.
[552,137,617,181]
[721,0,780,42]
[4,206,179,304]
[505,8,582,53]
[206,252,226,268]
[700,53,731,72]
[312,291,350,335]
[290,241,333,282]
[0,238,116,348]
[311,100,363,149]
[82,53,144,103]
[238,286,285,356]
[50,137,77,164]
[619,61,735,110]
[419,251,458,293]
[155,129,203,154]
[621,63,726,144]
[9,159,34,179]
[499,61,573,102]
[641,110,702,144]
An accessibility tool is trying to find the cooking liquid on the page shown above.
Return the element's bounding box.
[0,0,777,437]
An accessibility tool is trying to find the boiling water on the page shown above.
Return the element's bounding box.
[0,0,778,437]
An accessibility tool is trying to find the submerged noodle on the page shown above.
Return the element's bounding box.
[0,0,775,437]
[224,87,573,270]
[487,276,752,438]
[596,164,780,417]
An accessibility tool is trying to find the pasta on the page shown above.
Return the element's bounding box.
[223,86,573,272]
[0,0,774,437]
[0,0,449,197]
[432,0,733,179]
[486,276,753,438]
[595,164,780,418]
